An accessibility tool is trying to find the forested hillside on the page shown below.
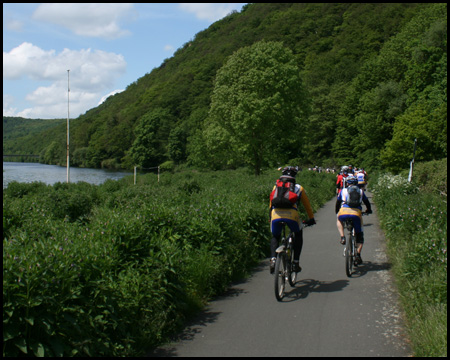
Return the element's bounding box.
[3,3,447,172]
[3,117,65,163]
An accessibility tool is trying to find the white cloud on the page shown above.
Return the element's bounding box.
[164,44,175,52]
[3,42,56,80]
[179,3,238,22]
[3,94,17,117]
[3,42,127,119]
[98,89,124,105]
[5,18,24,32]
[32,3,136,39]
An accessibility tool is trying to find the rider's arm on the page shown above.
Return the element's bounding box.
[335,198,342,214]
[362,193,372,213]
[299,186,314,220]
[335,190,344,213]
[336,175,342,189]
[269,185,275,221]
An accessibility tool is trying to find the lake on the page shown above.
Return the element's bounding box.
[3,162,132,189]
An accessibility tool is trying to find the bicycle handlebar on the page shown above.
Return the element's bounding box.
[302,220,316,228]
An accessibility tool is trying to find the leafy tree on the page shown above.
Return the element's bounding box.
[205,41,309,175]
[129,108,174,168]
[42,141,64,165]
[167,125,187,164]
[381,101,447,172]
[72,147,89,167]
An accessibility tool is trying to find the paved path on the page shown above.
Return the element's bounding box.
[148,192,411,357]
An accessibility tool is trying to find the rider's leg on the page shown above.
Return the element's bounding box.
[336,215,346,244]
[336,218,345,237]
[293,230,303,262]
[356,232,364,255]
[270,235,281,259]
[270,218,283,259]
[355,231,364,264]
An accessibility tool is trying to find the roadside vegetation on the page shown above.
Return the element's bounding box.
[3,3,446,357]
[3,168,335,356]
[371,158,447,357]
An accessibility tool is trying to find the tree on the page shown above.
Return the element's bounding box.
[129,108,174,168]
[380,101,447,172]
[205,40,309,175]
[167,125,187,164]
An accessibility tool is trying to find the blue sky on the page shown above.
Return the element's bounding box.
[3,3,246,119]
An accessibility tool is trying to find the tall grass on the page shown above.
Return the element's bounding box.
[3,168,335,356]
[371,163,447,357]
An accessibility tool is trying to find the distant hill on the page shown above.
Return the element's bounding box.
[3,3,447,172]
[3,117,65,162]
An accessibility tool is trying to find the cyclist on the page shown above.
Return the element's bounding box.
[336,165,349,195]
[269,166,316,274]
[335,175,372,264]
[348,164,355,175]
[355,168,367,190]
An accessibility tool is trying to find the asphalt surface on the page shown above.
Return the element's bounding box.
[148,192,411,357]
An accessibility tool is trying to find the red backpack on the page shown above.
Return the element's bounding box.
[270,176,298,208]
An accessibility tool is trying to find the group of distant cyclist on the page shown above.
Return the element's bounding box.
[269,164,371,274]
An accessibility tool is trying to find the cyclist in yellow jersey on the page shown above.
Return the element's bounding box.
[269,166,315,274]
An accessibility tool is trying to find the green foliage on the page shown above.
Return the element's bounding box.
[3,168,335,356]
[129,108,175,168]
[371,169,447,356]
[332,3,447,170]
[204,41,309,175]
[409,158,447,196]
[3,117,65,162]
[380,102,447,172]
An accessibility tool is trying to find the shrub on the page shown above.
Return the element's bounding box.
[371,171,447,356]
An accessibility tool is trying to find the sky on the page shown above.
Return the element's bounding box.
[3,3,246,119]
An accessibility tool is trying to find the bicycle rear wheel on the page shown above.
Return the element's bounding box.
[274,253,286,301]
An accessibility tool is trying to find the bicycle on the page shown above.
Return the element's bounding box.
[274,221,313,301]
[343,212,369,277]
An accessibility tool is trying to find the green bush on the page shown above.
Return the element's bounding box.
[3,168,335,356]
[371,171,447,356]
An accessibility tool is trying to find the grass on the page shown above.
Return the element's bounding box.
[371,161,447,357]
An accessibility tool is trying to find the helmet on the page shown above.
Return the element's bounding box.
[346,175,358,185]
[342,165,349,174]
[281,166,298,177]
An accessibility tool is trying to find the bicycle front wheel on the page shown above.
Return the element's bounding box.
[274,253,286,301]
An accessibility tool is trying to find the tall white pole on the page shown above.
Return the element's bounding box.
[67,69,70,183]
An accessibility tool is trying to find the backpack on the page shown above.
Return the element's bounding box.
[346,185,361,208]
[270,176,299,208]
